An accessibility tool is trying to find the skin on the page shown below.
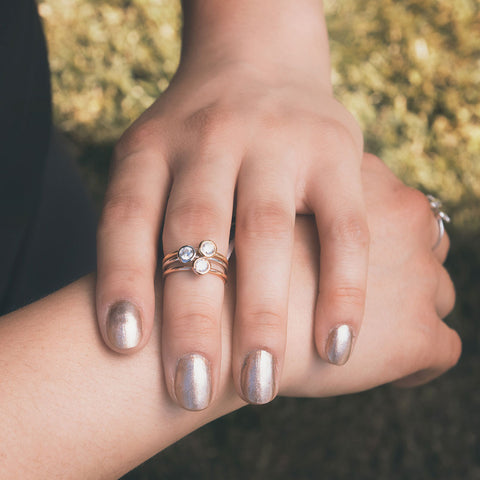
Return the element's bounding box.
[96,0,369,409]
[0,155,460,478]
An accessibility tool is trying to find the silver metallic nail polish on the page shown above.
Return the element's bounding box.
[241,350,275,405]
[175,354,211,411]
[326,324,354,365]
[106,301,142,350]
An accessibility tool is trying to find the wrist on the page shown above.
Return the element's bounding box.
[180,0,332,90]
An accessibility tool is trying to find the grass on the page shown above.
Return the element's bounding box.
[38,0,480,478]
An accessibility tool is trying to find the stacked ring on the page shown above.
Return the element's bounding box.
[427,194,451,250]
[162,240,228,282]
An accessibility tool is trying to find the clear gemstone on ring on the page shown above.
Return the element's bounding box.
[199,240,216,257]
[178,245,195,264]
[193,257,210,275]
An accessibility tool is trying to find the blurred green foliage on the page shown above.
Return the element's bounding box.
[39,0,181,141]
[39,0,479,230]
[326,0,480,230]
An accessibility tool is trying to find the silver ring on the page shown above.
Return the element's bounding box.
[427,194,451,250]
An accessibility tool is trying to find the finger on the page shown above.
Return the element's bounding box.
[307,161,369,365]
[232,157,296,404]
[161,155,236,411]
[435,263,456,319]
[393,319,462,388]
[96,151,170,354]
[431,219,451,263]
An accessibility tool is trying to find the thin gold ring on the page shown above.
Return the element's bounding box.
[162,240,228,282]
[162,254,227,269]
[163,264,227,282]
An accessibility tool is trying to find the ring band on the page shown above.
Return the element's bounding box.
[163,254,227,270]
[163,264,228,282]
[427,194,451,250]
[162,240,228,282]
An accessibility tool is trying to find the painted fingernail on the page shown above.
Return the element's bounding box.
[241,350,275,405]
[106,301,142,350]
[175,353,211,411]
[326,324,354,365]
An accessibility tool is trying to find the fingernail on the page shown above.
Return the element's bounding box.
[106,301,142,350]
[241,350,275,405]
[326,324,354,365]
[175,353,211,411]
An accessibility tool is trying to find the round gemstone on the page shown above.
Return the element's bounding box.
[178,245,195,264]
[199,240,216,257]
[193,257,210,275]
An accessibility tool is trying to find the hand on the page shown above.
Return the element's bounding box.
[275,154,459,396]
[0,155,459,479]
[170,153,459,408]
[95,1,368,410]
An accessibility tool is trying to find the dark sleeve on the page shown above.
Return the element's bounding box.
[0,0,52,311]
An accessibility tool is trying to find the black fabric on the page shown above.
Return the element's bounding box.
[1,130,98,314]
[0,0,52,310]
[0,0,52,223]
[0,1,97,314]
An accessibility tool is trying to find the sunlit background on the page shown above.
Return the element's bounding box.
[39,0,479,228]
[37,1,479,478]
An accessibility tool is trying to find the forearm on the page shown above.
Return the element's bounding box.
[0,217,319,478]
[0,167,459,477]
[180,0,332,90]
[0,275,243,479]
[0,214,324,478]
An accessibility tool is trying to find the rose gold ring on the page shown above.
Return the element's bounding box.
[162,240,228,282]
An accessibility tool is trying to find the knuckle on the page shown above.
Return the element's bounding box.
[407,257,438,292]
[418,257,438,279]
[420,255,441,278]
[170,310,219,341]
[325,214,370,248]
[99,193,155,234]
[98,266,149,297]
[445,291,456,317]
[316,118,363,158]
[238,201,293,241]
[326,285,366,310]
[241,309,285,336]
[115,122,161,159]
[408,326,436,370]
[441,270,456,317]
[184,104,234,142]
[447,330,462,368]
[164,199,223,240]
[258,109,287,132]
